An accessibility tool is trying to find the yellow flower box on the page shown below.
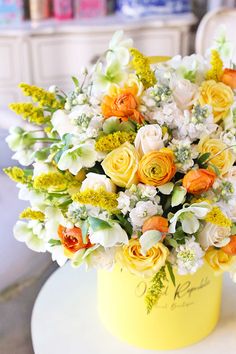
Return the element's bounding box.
[98,261,222,350]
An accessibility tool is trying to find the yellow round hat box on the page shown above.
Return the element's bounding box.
[97,262,222,350]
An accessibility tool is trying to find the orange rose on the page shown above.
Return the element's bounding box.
[142,216,169,235]
[221,68,236,89]
[101,85,143,124]
[138,151,176,186]
[222,235,236,255]
[58,225,92,257]
[183,169,216,195]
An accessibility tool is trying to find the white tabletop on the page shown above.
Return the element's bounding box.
[31,263,236,354]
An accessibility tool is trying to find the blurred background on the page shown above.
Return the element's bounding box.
[0,1,236,353]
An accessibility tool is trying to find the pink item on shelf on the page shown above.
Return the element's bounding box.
[53,0,73,20]
[74,0,107,18]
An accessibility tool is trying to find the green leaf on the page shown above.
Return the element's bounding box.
[72,76,79,87]
[197,152,211,165]
[231,223,236,234]
[48,239,61,247]
[166,238,178,248]
[115,214,133,237]
[88,216,112,232]
[208,163,220,176]
[166,262,176,287]
[81,221,89,244]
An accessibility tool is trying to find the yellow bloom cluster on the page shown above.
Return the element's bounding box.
[72,187,118,212]
[9,103,46,125]
[95,131,136,152]
[19,83,62,109]
[20,207,45,221]
[130,48,157,89]
[206,50,223,81]
[205,206,232,228]
[3,166,32,184]
[33,171,80,192]
[145,267,167,314]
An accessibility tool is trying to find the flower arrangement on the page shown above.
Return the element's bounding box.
[5,31,236,313]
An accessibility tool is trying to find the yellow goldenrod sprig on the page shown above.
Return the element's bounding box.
[72,188,118,213]
[206,50,223,81]
[3,166,32,184]
[130,48,157,89]
[19,83,62,110]
[145,267,167,314]
[95,131,136,152]
[33,171,80,192]
[9,103,46,125]
[20,207,45,221]
[205,206,232,228]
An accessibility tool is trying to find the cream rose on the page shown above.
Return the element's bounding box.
[205,248,236,274]
[101,142,139,188]
[172,78,198,110]
[134,124,164,156]
[199,222,231,250]
[80,173,116,193]
[116,238,169,278]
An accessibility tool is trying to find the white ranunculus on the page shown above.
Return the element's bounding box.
[84,246,116,270]
[81,173,116,193]
[199,223,231,250]
[172,78,198,110]
[51,109,76,138]
[14,220,47,252]
[89,221,128,248]
[58,141,97,175]
[134,124,164,156]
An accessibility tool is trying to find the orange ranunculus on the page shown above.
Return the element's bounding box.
[101,85,143,124]
[221,68,236,89]
[183,169,216,195]
[222,235,236,255]
[142,216,169,235]
[58,225,92,256]
[138,151,176,186]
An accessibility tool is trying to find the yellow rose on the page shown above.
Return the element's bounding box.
[199,80,234,122]
[116,238,169,278]
[205,247,236,274]
[198,136,234,175]
[101,142,139,188]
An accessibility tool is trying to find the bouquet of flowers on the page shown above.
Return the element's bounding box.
[5,31,236,312]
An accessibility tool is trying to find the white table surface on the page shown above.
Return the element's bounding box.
[31,263,236,354]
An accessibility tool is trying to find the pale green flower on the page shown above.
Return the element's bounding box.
[58,142,97,175]
[89,220,128,247]
[6,126,34,151]
[14,220,47,252]
[169,202,211,234]
[106,30,133,66]
[93,60,127,91]
[140,230,162,255]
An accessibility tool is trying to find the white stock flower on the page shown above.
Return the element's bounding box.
[81,173,116,193]
[129,201,160,229]
[58,142,97,175]
[106,30,133,66]
[117,192,131,215]
[14,220,48,252]
[134,124,164,156]
[89,221,128,247]
[199,223,231,250]
[51,110,75,138]
[137,184,157,200]
[176,237,205,275]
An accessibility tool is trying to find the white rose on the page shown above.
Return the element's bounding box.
[134,124,164,156]
[198,222,231,250]
[172,78,198,110]
[80,173,116,193]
